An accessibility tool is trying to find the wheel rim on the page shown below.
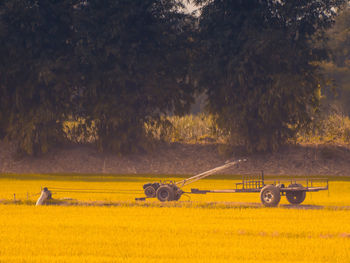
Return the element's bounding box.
[145,187,155,197]
[263,190,274,203]
[286,191,305,204]
[160,190,169,199]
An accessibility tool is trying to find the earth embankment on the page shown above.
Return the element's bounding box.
[1,141,350,176]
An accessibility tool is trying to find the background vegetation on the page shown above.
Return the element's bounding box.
[64,113,350,149]
[0,0,349,155]
[322,6,350,114]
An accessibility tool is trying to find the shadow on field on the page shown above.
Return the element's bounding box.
[1,199,350,210]
[280,204,324,210]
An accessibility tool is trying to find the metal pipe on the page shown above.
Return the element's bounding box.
[176,159,246,187]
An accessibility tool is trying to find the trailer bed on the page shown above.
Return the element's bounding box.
[191,177,328,194]
[137,160,329,207]
[191,186,328,194]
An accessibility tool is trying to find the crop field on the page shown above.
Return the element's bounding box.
[1,174,350,262]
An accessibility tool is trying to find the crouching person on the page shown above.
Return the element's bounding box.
[36,187,52,206]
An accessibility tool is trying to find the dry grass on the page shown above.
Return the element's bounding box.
[297,113,350,145]
[145,114,227,144]
[160,113,350,146]
[62,113,350,147]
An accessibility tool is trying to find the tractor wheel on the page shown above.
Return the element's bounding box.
[286,184,306,205]
[156,185,174,202]
[174,189,183,201]
[144,186,156,198]
[260,185,281,207]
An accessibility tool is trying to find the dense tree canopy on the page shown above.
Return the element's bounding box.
[74,0,195,152]
[194,0,345,151]
[0,0,347,155]
[0,0,194,154]
[322,4,350,114]
[0,0,75,154]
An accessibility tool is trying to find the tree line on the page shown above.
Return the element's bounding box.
[0,0,347,155]
[322,5,350,114]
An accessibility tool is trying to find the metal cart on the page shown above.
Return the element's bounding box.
[136,159,328,207]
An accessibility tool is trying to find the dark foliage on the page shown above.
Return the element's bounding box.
[322,4,350,114]
[0,0,195,154]
[0,0,346,155]
[73,0,195,153]
[194,0,345,151]
[0,0,76,154]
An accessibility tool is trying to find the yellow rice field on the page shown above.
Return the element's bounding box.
[0,174,350,262]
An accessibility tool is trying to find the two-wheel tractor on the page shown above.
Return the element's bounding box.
[143,183,183,202]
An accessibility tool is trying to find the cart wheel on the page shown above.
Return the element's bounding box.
[260,185,281,207]
[286,184,306,205]
[144,186,156,198]
[174,189,183,201]
[156,185,174,202]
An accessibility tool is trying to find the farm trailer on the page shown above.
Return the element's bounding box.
[136,159,328,207]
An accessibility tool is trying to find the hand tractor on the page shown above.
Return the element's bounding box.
[136,159,329,207]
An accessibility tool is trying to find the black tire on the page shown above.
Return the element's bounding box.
[156,185,174,202]
[173,189,183,201]
[260,185,281,207]
[144,186,156,198]
[286,184,306,205]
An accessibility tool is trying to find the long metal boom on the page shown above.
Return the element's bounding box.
[176,159,246,187]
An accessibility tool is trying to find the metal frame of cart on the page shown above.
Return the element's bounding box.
[136,159,329,207]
